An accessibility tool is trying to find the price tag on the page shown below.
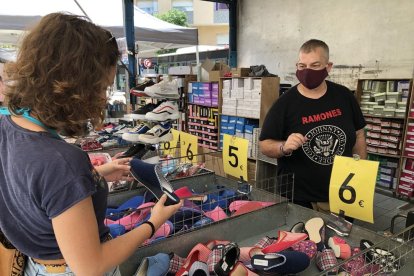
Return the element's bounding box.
[223,134,249,180]
[180,132,198,163]
[329,156,379,223]
[161,129,180,157]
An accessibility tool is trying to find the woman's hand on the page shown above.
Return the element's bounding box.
[149,195,183,229]
[95,157,133,182]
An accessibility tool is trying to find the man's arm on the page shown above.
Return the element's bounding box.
[259,139,286,159]
[260,133,307,158]
[353,128,367,159]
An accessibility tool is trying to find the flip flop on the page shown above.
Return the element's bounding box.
[229,200,275,216]
[262,231,308,253]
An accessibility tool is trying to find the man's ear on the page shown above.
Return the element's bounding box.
[326,62,333,73]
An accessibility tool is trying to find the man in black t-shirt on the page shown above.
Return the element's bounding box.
[259,39,367,211]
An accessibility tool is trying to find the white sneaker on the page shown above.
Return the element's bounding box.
[139,123,173,144]
[145,101,179,121]
[144,79,179,99]
[122,123,151,142]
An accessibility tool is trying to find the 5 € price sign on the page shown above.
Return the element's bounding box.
[329,156,379,223]
[180,132,198,163]
[223,134,249,180]
[162,129,180,157]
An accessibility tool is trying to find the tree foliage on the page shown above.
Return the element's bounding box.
[155,9,188,27]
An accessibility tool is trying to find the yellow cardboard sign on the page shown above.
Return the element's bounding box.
[161,129,180,157]
[180,132,198,163]
[329,156,379,223]
[223,134,248,180]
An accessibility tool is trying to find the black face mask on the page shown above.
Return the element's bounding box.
[296,68,328,89]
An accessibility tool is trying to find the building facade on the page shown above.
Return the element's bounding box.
[135,0,229,46]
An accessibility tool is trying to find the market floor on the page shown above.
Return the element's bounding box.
[353,192,414,234]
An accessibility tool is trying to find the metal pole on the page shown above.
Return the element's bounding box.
[123,0,137,106]
[229,0,237,68]
[196,45,200,81]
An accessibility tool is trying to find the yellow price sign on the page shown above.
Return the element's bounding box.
[223,134,249,180]
[162,129,180,157]
[329,156,379,223]
[180,132,198,163]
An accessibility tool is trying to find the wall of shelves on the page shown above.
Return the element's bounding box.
[356,78,413,200]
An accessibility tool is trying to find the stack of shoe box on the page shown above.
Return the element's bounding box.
[360,80,408,117]
[219,115,258,157]
[188,82,219,107]
[222,78,262,118]
[398,159,414,197]
[367,155,399,190]
[222,79,237,116]
[237,78,261,118]
[365,117,403,155]
[187,104,219,150]
[404,122,414,157]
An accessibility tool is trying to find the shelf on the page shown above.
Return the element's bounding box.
[375,186,395,197]
[367,151,400,158]
[220,113,260,120]
[189,103,219,108]
[187,128,218,136]
[364,114,405,120]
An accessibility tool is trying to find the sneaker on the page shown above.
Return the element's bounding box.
[145,101,179,121]
[139,123,173,144]
[130,79,155,96]
[144,79,179,99]
[122,123,151,142]
[125,103,159,120]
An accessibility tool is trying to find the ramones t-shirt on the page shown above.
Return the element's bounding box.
[259,81,366,202]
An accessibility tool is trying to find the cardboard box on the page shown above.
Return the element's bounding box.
[231,67,250,77]
[201,59,230,82]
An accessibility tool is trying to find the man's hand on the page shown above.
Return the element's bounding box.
[283,133,308,154]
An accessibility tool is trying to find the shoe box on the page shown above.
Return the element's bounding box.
[220,115,259,157]
[398,159,414,197]
[365,117,403,156]
[222,78,261,118]
[188,82,219,107]
[367,155,399,190]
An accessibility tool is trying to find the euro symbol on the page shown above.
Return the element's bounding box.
[240,164,244,171]
[359,200,364,207]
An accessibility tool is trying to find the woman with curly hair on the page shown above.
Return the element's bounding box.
[0,13,181,276]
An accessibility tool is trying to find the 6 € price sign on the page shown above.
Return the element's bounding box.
[223,134,249,180]
[329,156,379,223]
[180,132,198,163]
[162,129,180,157]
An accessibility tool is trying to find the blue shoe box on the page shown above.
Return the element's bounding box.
[229,116,238,124]
[235,124,245,133]
[221,115,229,124]
[245,124,258,134]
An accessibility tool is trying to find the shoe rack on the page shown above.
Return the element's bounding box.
[355,78,413,201]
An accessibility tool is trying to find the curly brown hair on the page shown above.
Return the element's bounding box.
[4,13,120,136]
